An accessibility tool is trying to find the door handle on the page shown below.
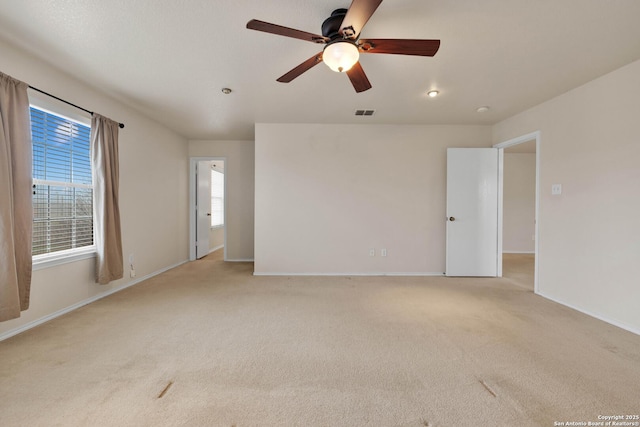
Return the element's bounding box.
[206,213,211,216]
[448,217,455,222]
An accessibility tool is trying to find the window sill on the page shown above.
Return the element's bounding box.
[33,246,96,271]
[210,225,225,230]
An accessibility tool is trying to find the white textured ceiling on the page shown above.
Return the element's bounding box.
[1,0,639,140]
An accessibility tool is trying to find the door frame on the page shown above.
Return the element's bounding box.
[493,131,541,293]
[189,156,227,261]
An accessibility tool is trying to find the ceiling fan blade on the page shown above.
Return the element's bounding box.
[339,0,383,39]
[346,62,372,93]
[276,53,324,83]
[247,19,329,43]
[359,38,441,56]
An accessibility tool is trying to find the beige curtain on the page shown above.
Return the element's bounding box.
[0,72,32,322]
[91,114,123,284]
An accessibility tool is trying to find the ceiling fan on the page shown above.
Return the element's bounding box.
[246,0,440,93]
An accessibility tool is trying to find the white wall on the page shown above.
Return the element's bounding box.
[0,37,189,337]
[209,227,224,251]
[503,153,536,253]
[255,124,492,275]
[493,59,640,334]
[189,140,254,261]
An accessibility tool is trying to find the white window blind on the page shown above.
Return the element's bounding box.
[31,106,94,256]
[210,169,224,227]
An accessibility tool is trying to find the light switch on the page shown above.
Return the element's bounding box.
[551,184,562,195]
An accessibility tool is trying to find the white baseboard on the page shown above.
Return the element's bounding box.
[226,258,254,262]
[208,244,224,254]
[503,251,535,254]
[253,272,445,277]
[537,291,640,337]
[0,260,188,342]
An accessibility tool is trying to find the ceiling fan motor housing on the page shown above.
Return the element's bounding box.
[322,8,349,39]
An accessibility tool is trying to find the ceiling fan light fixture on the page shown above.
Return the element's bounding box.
[427,90,439,97]
[323,40,359,73]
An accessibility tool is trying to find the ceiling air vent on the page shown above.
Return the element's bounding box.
[354,109,375,116]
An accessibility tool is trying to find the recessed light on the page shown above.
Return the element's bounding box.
[427,90,439,98]
[476,106,490,113]
[221,88,232,94]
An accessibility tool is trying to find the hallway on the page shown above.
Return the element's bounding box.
[503,253,535,290]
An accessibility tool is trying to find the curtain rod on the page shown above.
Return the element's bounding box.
[28,85,125,129]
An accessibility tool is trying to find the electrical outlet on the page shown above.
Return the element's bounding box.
[129,253,136,278]
[369,249,375,257]
[381,248,387,257]
[551,184,562,195]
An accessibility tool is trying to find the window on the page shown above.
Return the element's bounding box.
[30,106,94,258]
[210,168,224,227]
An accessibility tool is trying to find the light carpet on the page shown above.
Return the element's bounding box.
[502,253,535,291]
[1,250,639,426]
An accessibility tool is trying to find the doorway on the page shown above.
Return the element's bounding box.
[494,132,540,293]
[189,157,227,261]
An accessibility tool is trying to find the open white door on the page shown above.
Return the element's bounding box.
[196,161,211,259]
[446,148,499,276]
